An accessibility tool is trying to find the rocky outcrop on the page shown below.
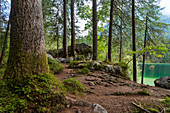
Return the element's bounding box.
[47,43,92,58]
[154,76,170,89]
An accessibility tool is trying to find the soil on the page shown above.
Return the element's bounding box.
[56,63,170,113]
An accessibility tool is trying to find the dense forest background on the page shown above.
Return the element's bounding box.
[0,0,170,67]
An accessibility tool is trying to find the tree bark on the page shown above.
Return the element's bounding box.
[71,0,75,57]
[141,14,148,84]
[56,26,59,52]
[0,20,10,67]
[119,8,123,62]
[132,0,137,82]
[4,0,49,78]
[108,0,114,61]
[0,0,1,40]
[63,0,67,58]
[93,0,98,60]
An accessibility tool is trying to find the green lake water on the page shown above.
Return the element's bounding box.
[138,63,170,86]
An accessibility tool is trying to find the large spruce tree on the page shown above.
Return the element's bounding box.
[4,0,49,78]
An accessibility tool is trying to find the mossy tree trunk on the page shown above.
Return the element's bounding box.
[4,0,49,78]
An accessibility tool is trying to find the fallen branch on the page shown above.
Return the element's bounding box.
[131,102,151,113]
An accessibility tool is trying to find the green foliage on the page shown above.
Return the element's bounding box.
[69,60,81,68]
[136,90,151,96]
[159,96,170,106]
[76,55,85,61]
[78,68,90,74]
[0,68,5,79]
[146,108,159,113]
[0,73,66,112]
[48,57,64,74]
[63,78,85,95]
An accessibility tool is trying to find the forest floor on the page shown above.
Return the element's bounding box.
[56,63,170,113]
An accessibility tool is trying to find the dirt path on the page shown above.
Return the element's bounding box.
[56,63,170,113]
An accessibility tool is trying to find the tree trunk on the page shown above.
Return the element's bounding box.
[93,0,98,60]
[4,0,49,78]
[108,0,114,61]
[56,26,59,52]
[132,0,137,82]
[141,14,148,84]
[119,8,123,62]
[71,0,75,57]
[63,0,67,58]
[0,0,1,40]
[0,20,10,67]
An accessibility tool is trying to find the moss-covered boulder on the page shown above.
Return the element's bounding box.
[48,57,64,74]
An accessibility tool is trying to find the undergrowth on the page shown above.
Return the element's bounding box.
[48,57,64,74]
[0,73,66,112]
[63,78,85,95]
[78,68,90,74]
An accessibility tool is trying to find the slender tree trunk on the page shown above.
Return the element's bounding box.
[4,0,49,78]
[132,0,137,82]
[56,26,59,52]
[71,0,75,57]
[108,0,114,61]
[0,20,10,67]
[119,10,123,62]
[63,0,67,58]
[93,0,97,60]
[0,0,1,40]
[141,14,148,84]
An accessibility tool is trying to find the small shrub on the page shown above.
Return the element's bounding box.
[48,57,64,74]
[63,78,85,95]
[78,68,90,74]
[136,90,151,96]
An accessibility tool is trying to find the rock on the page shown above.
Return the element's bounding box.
[56,58,66,63]
[88,82,95,86]
[154,76,170,89]
[85,78,98,81]
[66,57,74,62]
[93,104,107,113]
[114,66,123,74]
[74,100,92,107]
[104,65,115,73]
[48,43,92,57]
[46,53,54,59]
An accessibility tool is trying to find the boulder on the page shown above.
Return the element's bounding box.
[46,53,54,59]
[47,43,92,58]
[93,104,107,113]
[154,76,170,89]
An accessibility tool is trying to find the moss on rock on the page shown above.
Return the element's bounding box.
[48,57,64,74]
[78,68,90,74]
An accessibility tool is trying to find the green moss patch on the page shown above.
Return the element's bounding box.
[63,78,85,95]
[78,68,90,74]
[136,90,151,96]
[0,73,66,112]
[48,57,64,74]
